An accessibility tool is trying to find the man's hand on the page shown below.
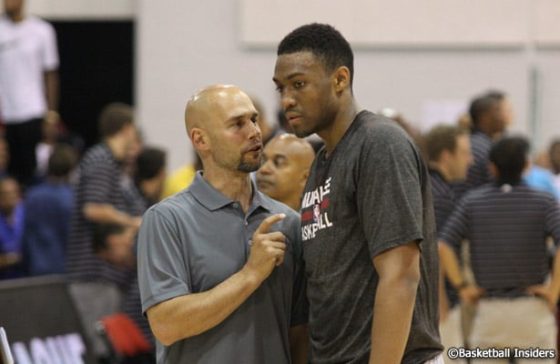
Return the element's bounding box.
[527,284,558,312]
[458,284,485,305]
[244,214,286,282]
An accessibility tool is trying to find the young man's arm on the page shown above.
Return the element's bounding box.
[146,214,286,346]
[369,241,420,364]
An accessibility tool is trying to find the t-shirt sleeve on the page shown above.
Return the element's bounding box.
[357,125,425,258]
[137,208,191,314]
[288,214,308,326]
[41,23,59,71]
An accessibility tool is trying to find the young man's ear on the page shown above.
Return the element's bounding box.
[333,66,350,93]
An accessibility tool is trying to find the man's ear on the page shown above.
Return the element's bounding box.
[439,149,452,166]
[191,128,210,152]
[333,66,350,93]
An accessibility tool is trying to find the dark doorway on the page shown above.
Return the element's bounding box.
[51,20,134,150]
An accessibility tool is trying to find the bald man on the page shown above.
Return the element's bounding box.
[257,134,314,210]
[137,85,308,364]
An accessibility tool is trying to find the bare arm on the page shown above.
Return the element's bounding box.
[146,214,287,346]
[438,242,464,288]
[527,246,560,311]
[438,258,450,323]
[369,241,420,364]
[83,203,141,229]
[289,324,309,364]
[44,70,59,113]
[439,241,483,304]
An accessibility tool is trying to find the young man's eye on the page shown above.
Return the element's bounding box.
[275,85,284,93]
[294,81,305,89]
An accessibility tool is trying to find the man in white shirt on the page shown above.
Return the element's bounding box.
[0,0,59,187]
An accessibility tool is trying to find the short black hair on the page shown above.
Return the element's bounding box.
[98,102,134,138]
[48,144,78,178]
[469,90,506,127]
[423,125,468,162]
[277,23,354,86]
[489,136,529,184]
[92,223,126,253]
[135,147,166,184]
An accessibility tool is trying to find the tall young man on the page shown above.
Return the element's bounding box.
[273,23,442,364]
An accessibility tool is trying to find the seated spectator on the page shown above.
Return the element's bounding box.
[0,176,25,279]
[125,146,167,214]
[21,144,77,275]
[93,223,135,269]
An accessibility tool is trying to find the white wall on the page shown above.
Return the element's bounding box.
[138,0,560,170]
[136,0,284,169]
[22,0,559,170]
[19,0,135,19]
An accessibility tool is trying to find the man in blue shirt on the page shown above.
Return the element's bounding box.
[22,144,77,275]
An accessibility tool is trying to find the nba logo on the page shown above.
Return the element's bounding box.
[313,204,321,223]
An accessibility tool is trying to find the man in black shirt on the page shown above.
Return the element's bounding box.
[273,23,442,364]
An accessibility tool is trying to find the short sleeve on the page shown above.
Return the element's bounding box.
[80,161,117,205]
[439,197,470,251]
[41,23,59,71]
[357,125,425,258]
[137,208,191,314]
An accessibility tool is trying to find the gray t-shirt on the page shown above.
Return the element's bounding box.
[137,173,306,364]
[300,111,442,364]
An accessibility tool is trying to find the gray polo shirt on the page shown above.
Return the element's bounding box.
[137,172,306,364]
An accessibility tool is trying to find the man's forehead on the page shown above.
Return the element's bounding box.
[220,97,256,120]
[274,51,323,78]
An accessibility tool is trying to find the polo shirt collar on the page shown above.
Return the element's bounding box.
[189,171,273,213]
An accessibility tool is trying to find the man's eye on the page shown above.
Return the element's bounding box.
[294,81,305,89]
[275,85,284,93]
